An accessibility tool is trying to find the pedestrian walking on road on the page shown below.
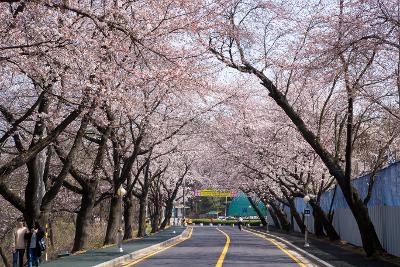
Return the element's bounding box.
[238,217,243,231]
[25,222,45,267]
[117,227,124,253]
[12,218,28,267]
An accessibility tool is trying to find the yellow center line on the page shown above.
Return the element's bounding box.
[244,229,307,267]
[123,228,193,267]
[215,228,230,267]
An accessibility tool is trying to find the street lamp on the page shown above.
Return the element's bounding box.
[224,196,228,217]
[117,186,127,198]
[303,195,310,247]
[248,205,252,227]
[182,177,186,226]
[266,204,271,233]
[117,186,127,252]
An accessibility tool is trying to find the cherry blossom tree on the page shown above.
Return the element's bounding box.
[2,0,400,260]
[204,0,400,256]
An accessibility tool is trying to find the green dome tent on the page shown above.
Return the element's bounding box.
[227,192,268,217]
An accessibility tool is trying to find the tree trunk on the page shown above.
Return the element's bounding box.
[99,201,107,223]
[327,185,337,223]
[123,195,135,240]
[287,198,305,234]
[338,174,384,255]
[160,200,173,230]
[248,65,384,256]
[104,195,121,245]
[265,202,280,229]
[313,209,325,238]
[347,189,383,256]
[24,159,42,228]
[151,203,160,233]
[310,201,340,240]
[247,196,267,226]
[24,96,49,228]
[137,197,147,237]
[38,209,50,230]
[0,246,11,267]
[270,202,290,231]
[72,186,96,253]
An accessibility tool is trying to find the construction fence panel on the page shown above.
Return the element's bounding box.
[283,161,400,256]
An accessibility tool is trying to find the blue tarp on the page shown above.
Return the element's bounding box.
[295,161,400,213]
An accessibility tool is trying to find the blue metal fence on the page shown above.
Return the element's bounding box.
[322,161,400,210]
[285,161,400,256]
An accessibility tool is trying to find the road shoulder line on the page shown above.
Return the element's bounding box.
[94,227,192,267]
[245,228,334,267]
[216,228,231,267]
[244,229,307,267]
[123,228,193,267]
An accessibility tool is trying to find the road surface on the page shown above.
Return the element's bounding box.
[124,226,306,267]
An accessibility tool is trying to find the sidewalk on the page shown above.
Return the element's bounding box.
[42,226,185,267]
[252,226,399,267]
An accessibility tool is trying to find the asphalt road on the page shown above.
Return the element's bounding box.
[126,226,304,267]
[223,227,302,267]
[126,227,227,267]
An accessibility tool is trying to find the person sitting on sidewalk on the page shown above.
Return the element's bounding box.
[12,218,28,267]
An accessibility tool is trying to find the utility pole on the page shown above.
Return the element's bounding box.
[303,195,310,247]
[182,177,186,220]
[224,196,227,217]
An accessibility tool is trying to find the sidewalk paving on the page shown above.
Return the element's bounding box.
[252,226,399,267]
[42,226,185,267]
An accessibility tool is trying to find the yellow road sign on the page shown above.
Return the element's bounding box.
[196,190,235,197]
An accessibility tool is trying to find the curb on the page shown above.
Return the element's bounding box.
[246,228,334,267]
[93,227,192,267]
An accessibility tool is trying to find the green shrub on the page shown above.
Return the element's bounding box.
[189,218,263,226]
